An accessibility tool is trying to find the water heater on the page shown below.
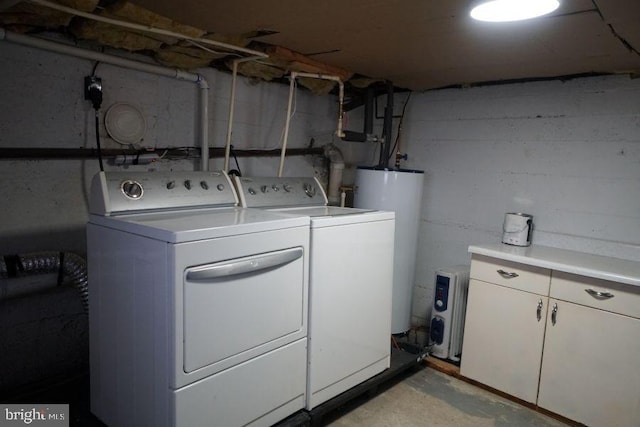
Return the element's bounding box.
[429,265,470,362]
[353,167,424,333]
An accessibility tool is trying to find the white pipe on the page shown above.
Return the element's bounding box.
[223,56,263,172]
[198,77,209,171]
[0,29,211,171]
[278,75,297,177]
[277,71,345,177]
[27,0,268,59]
[291,71,345,138]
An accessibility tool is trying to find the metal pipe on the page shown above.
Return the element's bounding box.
[0,147,323,159]
[379,81,394,168]
[0,29,211,170]
[27,0,268,58]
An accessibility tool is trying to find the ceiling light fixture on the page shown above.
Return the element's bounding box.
[470,0,560,22]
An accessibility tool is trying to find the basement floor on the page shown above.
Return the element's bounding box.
[8,360,569,426]
[324,365,567,427]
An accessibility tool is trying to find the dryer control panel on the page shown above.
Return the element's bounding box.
[234,176,328,208]
[89,171,238,215]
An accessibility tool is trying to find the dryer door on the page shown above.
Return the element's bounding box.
[182,246,305,374]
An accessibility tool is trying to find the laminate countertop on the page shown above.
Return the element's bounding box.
[469,243,640,287]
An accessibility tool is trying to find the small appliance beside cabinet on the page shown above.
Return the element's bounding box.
[429,265,470,362]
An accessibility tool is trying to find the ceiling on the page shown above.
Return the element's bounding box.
[2,0,640,91]
[130,0,640,90]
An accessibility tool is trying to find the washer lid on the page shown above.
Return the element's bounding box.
[270,206,395,227]
[89,207,310,243]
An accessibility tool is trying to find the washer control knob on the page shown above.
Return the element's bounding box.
[217,184,224,191]
[200,180,209,190]
[248,188,256,195]
[272,184,279,192]
[184,180,192,190]
[436,300,444,308]
[166,181,176,190]
[303,183,316,198]
[121,180,143,199]
[283,184,292,192]
[261,185,269,193]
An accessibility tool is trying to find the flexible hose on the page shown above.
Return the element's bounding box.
[0,251,88,313]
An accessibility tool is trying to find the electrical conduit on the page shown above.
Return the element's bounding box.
[0,28,211,171]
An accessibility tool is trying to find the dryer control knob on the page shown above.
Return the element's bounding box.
[283,184,292,192]
[436,300,444,308]
[121,180,143,199]
[261,185,269,193]
[200,180,209,190]
[166,181,175,190]
[217,184,224,191]
[184,180,192,190]
[248,188,256,195]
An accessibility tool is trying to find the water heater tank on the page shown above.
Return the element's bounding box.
[353,167,424,333]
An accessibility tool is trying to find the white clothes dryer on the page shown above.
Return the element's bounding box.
[234,176,395,410]
[87,171,310,427]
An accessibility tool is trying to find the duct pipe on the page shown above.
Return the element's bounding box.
[0,29,210,171]
[278,71,345,177]
[324,144,345,206]
[0,251,88,313]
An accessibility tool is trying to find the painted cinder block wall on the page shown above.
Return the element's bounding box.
[0,39,368,391]
[402,75,640,326]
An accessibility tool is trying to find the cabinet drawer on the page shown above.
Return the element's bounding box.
[551,271,640,319]
[470,254,550,295]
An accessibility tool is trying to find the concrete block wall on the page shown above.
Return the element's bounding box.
[402,75,640,326]
[0,36,373,391]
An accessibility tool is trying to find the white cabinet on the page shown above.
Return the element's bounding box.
[462,248,640,427]
[537,273,640,426]
[461,279,547,403]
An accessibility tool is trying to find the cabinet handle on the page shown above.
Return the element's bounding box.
[585,288,614,300]
[497,269,519,279]
[536,299,543,321]
[551,303,558,325]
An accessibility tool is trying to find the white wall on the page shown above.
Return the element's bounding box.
[403,75,640,326]
[0,36,374,256]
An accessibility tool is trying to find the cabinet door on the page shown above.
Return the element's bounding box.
[538,300,640,427]
[461,279,547,403]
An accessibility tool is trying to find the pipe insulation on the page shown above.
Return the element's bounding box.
[0,28,211,171]
[0,252,88,313]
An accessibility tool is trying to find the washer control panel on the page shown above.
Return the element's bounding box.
[89,171,238,215]
[234,176,327,208]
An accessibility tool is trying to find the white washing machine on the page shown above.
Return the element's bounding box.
[234,176,395,410]
[87,171,310,427]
